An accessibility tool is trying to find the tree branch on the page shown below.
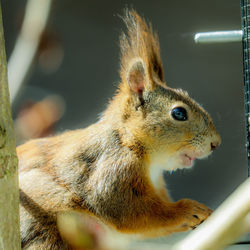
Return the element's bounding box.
[0,2,21,249]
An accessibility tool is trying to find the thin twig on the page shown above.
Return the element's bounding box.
[8,0,52,104]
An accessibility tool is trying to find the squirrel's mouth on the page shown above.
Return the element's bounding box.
[179,150,211,167]
[179,153,196,167]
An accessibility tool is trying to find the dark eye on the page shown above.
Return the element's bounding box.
[171,107,188,121]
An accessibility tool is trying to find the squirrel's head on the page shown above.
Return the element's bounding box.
[104,10,221,171]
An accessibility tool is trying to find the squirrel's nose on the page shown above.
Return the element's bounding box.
[210,141,219,151]
[210,131,221,151]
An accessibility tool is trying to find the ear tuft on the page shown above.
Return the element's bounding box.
[120,9,166,90]
[127,60,146,94]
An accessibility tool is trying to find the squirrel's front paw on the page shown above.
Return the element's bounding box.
[176,199,212,230]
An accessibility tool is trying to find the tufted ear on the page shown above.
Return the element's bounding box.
[120,10,166,94]
[126,59,151,95]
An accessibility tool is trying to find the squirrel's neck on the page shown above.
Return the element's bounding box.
[100,90,150,148]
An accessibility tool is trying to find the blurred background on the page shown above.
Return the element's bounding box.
[2,0,247,209]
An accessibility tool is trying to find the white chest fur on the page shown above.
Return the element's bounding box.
[149,151,186,189]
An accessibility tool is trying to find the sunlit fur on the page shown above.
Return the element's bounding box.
[18,10,220,249]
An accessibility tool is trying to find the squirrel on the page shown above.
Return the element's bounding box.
[18,10,221,249]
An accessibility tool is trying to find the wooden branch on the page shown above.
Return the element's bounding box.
[173,178,250,250]
[0,3,21,249]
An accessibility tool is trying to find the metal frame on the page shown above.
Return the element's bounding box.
[241,0,250,177]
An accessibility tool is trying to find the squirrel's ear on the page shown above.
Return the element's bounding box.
[120,10,166,93]
[126,59,151,94]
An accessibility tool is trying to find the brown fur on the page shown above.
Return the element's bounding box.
[18,10,221,249]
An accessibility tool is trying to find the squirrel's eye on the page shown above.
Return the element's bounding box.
[171,107,188,121]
